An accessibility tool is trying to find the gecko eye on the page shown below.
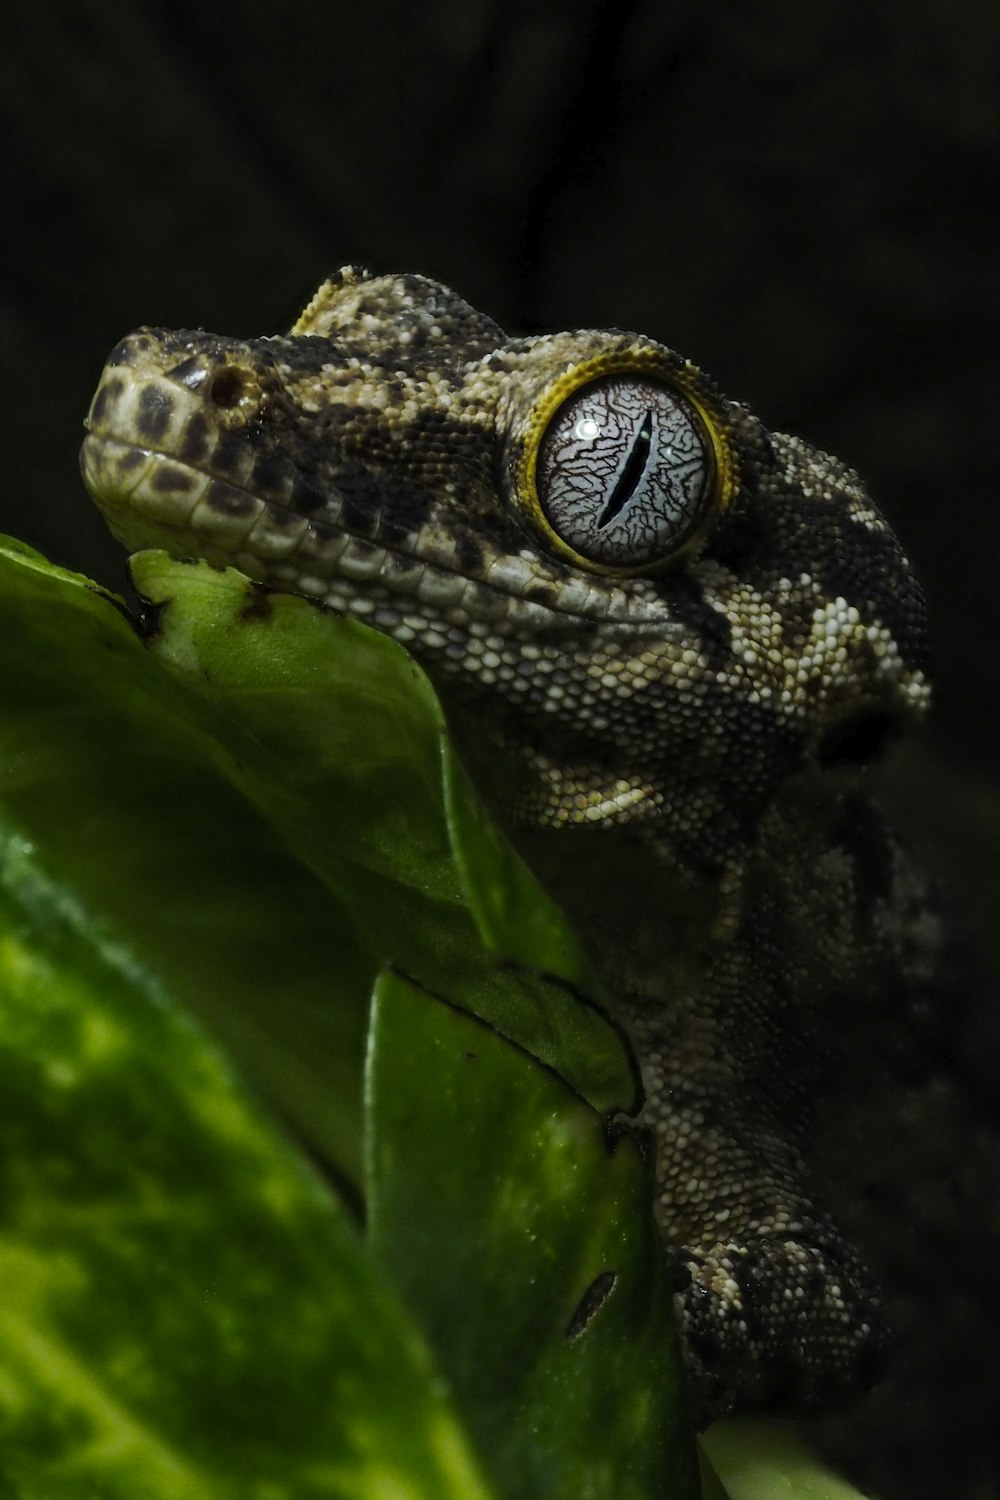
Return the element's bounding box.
[535,376,717,569]
[512,351,738,576]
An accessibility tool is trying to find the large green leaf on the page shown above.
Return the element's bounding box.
[0,823,494,1499]
[0,535,694,1493]
[0,539,372,1179]
[134,550,642,1120]
[367,968,699,1500]
[0,540,636,1186]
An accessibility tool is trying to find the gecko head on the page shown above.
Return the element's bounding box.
[82,268,929,862]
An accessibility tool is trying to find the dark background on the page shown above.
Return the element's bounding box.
[3,0,999,932]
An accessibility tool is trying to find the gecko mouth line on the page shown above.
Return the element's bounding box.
[81,427,685,634]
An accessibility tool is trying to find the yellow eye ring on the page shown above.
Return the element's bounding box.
[512,348,739,576]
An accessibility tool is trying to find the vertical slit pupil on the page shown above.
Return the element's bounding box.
[597,410,653,530]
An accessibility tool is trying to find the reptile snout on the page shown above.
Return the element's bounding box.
[80,328,290,560]
[87,329,268,439]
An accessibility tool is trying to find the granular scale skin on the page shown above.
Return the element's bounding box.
[81,268,999,1500]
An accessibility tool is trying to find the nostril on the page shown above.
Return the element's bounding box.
[208,367,250,409]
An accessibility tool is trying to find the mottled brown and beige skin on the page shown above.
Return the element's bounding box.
[81,269,997,1496]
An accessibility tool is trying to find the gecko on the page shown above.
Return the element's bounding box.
[80,267,999,1498]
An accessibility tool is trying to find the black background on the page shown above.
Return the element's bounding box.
[3,0,1000,919]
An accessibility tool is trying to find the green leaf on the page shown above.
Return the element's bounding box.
[0,539,637,1186]
[441,742,643,1114]
[0,823,495,1500]
[366,968,699,1500]
[133,548,640,1119]
[0,538,373,1181]
[0,535,691,1492]
[699,1420,876,1500]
